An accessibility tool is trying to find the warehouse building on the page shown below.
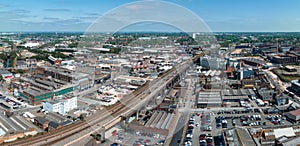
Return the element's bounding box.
[285,109,300,122]
[0,113,39,144]
[197,91,222,108]
[128,109,179,136]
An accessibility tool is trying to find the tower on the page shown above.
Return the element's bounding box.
[276,38,279,56]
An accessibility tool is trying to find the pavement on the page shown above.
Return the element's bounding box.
[170,77,197,146]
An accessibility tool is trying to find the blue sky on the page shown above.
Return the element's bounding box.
[0,0,299,32]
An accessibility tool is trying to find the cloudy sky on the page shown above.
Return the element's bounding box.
[0,0,300,32]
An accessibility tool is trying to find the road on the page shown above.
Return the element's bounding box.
[180,106,273,113]
[78,97,103,105]
[169,113,187,146]
[170,78,195,146]
[170,77,197,146]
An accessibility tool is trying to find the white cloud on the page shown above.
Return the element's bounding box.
[44,8,71,12]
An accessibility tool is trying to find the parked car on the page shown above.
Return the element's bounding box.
[199,140,206,146]
[199,134,206,140]
[206,135,213,145]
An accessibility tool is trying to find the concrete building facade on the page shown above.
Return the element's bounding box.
[42,95,77,115]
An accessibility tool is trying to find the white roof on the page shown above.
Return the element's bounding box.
[0,128,5,136]
[24,42,40,47]
[24,111,36,118]
[127,85,138,89]
[90,48,110,51]
[273,127,296,138]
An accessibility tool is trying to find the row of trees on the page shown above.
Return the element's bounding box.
[0,51,19,68]
[29,49,69,61]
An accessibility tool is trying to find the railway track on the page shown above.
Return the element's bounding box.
[45,84,153,146]
[4,109,108,146]
[44,84,151,145]
[4,54,201,146]
[4,82,150,146]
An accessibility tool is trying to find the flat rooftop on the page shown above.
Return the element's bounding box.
[235,128,257,146]
[198,91,222,105]
[41,66,89,80]
[0,114,38,133]
[144,111,175,130]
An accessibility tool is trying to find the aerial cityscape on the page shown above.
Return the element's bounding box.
[0,0,300,146]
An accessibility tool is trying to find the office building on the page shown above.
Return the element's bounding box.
[42,94,77,115]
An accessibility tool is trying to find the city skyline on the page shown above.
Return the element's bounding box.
[1,1,300,145]
[0,0,300,32]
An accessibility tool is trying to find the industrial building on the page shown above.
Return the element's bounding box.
[241,58,266,67]
[128,109,178,136]
[221,89,255,102]
[17,65,93,105]
[269,52,299,65]
[224,127,256,146]
[33,113,72,132]
[291,79,300,96]
[258,126,300,145]
[0,113,39,144]
[285,109,300,122]
[19,76,77,105]
[197,91,222,108]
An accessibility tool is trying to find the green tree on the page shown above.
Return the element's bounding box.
[79,114,85,121]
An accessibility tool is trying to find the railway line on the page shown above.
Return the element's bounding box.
[4,54,201,146]
[4,81,152,146]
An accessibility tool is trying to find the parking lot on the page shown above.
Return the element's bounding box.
[103,125,166,146]
[0,93,24,110]
[183,106,294,146]
[183,113,221,146]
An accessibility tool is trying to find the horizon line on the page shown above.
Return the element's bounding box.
[1,31,300,34]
